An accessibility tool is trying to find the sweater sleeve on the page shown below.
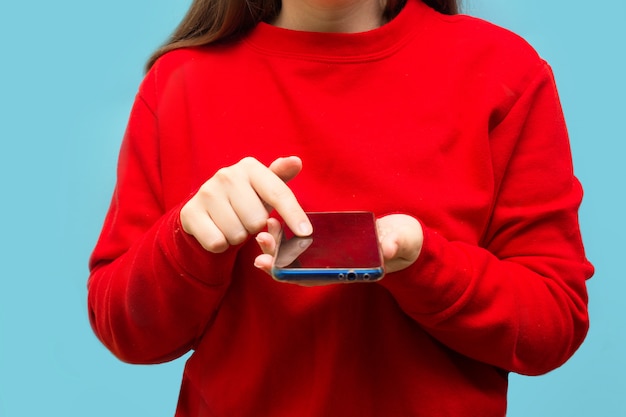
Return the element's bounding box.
[379,63,594,376]
[87,72,237,364]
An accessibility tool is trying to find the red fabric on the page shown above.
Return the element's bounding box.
[88,1,594,415]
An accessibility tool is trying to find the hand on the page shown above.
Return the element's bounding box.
[255,221,329,287]
[180,156,312,253]
[254,213,423,278]
[375,214,423,274]
[272,236,314,268]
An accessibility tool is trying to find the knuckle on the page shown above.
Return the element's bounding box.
[227,229,249,246]
[238,156,259,168]
[198,177,228,201]
[203,236,229,253]
[198,180,213,194]
[179,202,192,219]
[179,208,193,232]
[245,215,269,234]
[179,203,205,235]
[212,167,235,185]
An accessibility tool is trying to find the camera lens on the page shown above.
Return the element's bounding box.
[347,272,357,281]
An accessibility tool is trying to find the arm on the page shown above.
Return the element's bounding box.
[378,63,593,376]
[87,89,239,364]
[88,62,312,363]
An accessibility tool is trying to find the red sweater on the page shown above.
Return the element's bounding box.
[88,1,594,415]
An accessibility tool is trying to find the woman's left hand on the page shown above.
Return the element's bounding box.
[254,213,423,279]
[375,214,423,274]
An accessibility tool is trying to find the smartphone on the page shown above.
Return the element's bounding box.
[271,211,385,283]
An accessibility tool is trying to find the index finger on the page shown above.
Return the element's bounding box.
[247,162,312,236]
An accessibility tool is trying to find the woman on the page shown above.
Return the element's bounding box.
[88,0,594,415]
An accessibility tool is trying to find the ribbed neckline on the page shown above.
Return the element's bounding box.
[244,0,430,62]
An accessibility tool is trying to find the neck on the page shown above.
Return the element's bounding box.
[272,0,387,33]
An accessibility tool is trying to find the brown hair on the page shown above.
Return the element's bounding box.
[146,0,460,71]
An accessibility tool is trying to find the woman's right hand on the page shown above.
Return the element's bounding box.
[180,156,312,253]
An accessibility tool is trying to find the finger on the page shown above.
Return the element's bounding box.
[273,237,313,267]
[254,253,274,274]
[180,203,230,253]
[226,160,296,235]
[254,217,282,257]
[267,217,282,243]
[380,235,400,262]
[193,188,248,247]
[260,158,300,214]
[247,163,312,237]
[268,156,303,183]
[255,232,276,255]
[227,184,271,234]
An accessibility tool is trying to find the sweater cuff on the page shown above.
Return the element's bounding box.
[161,205,238,287]
[378,224,473,319]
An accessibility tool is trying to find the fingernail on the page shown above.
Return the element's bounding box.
[299,222,313,236]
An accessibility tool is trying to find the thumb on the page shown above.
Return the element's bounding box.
[380,233,400,262]
[269,156,303,183]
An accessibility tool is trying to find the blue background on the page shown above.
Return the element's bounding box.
[0,0,624,415]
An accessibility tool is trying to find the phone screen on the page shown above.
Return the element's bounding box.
[271,212,384,283]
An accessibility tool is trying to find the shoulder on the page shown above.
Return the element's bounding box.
[138,45,230,107]
[434,12,541,62]
[148,47,212,85]
[421,7,545,73]
[418,8,548,96]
